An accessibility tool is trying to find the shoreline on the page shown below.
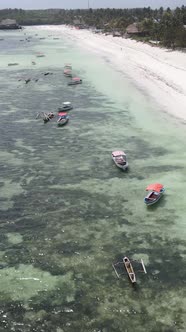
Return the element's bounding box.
[35,25,186,122]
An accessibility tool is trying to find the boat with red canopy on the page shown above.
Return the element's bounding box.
[64,69,72,77]
[112,150,128,170]
[144,183,165,206]
[57,112,69,126]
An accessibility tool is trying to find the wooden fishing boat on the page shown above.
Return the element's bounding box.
[57,112,69,126]
[112,150,128,170]
[112,256,147,284]
[144,183,165,206]
[68,77,82,86]
[36,111,54,122]
[43,112,54,123]
[123,257,136,283]
[58,102,73,112]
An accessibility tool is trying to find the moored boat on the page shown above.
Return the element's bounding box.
[112,256,147,283]
[64,69,72,77]
[123,257,136,283]
[58,102,73,112]
[112,150,128,170]
[36,53,45,58]
[57,112,69,126]
[64,63,72,70]
[43,112,54,123]
[68,77,82,86]
[8,63,19,66]
[144,183,165,206]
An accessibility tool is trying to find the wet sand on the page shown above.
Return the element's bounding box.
[39,25,186,122]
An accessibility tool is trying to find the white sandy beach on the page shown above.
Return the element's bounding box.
[38,25,186,122]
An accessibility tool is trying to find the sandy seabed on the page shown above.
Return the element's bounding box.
[0,25,186,332]
[38,25,186,122]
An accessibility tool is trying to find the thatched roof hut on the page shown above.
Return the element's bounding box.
[0,19,21,29]
[126,23,142,35]
[73,18,81,25]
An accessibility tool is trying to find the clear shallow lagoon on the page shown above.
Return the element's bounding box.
[0,26,186,332]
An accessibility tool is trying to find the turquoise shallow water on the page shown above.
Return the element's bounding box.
[0,26,186,332]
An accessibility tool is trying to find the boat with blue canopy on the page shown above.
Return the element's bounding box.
[57,112,69,126]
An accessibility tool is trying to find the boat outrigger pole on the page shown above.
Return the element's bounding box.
[141,259,147,274]
[112,263,121,279]
[112,257,147,283]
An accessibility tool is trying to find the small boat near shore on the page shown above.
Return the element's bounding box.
[112,150,128,170]
[36,53,45,58]
[123,257,136,283]
[36,112,54,123]
[112,256,147,284]
[8,63,19,66]
[64,63,72,70]
[64,69,72,77]
[144,183,165,206]
[58,102,73,112]
[68,77,82,86]
[57,112,69,126]
[43,112,54,123]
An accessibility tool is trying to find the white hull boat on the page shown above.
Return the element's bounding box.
[112,150,128,170]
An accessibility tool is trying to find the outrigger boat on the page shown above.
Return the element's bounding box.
[57,112,69,127]
[68,77,82,86]
[43,112,54,123]
[36,112,54,123]
[112,256,147,284]
[112,150,128,170]
[123,257,136,283]
[58,102,73,112]
[144,183,165,206]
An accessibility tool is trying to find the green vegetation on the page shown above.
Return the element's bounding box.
[0,6,186,48]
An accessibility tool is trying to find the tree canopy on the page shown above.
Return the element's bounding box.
[0,6,186,48]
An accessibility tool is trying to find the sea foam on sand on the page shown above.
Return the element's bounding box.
[38,25,186,122]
